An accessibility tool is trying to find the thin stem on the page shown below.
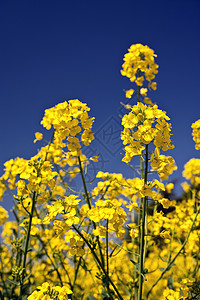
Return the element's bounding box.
[138,144,148,300]
[137,70,141,103]
[134,80,143,300]
[77,156,105,269]
[19,191,36,297]
[106,219,109,289]
[71,223,91,292]
[77,156,91,209]
[130,209,138,300]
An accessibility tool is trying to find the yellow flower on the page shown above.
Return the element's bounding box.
[129,228,139,239]
[160,230,171,239]
[181,181,190,193]
[150,152,177,180]
[159,198,171,209]
[34,132,43,143]
[125,89,134,98]
[165,183,174,194]
[148,82,157,90]
[140,88,148,96]
[89,155,99,162]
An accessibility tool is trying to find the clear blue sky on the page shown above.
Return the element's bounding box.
[1,0,200,206]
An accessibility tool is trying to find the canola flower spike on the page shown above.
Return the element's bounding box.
[121,102,174,163]
[183,158,200,187]
[40,99,95,154]
[192,119,200,150]
[121,43,159,88]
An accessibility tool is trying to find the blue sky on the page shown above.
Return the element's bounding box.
[1,0,200,208]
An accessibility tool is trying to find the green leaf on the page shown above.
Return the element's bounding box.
[159,267,165,271]
[26,247,33,253]
[109,245,118,257]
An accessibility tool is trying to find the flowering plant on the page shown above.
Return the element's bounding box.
[0,44,200,300]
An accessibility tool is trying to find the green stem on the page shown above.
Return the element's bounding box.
[106,219,109,290]
[135,81,143,300]
[77,156,91,208]
[138,145,148,300]
[71,223,91,292]
[77,156,105,269]
[137,70,141,103]
[19,191,36,297]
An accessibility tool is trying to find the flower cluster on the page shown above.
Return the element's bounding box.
[121,43,158,88]
[192,119,200,150]
[27,282,72,300]
[121,102,174,163]
[43,195,80,227]
[183,158,200,187]
[161,287,181,300]
[150,148,177,180]
[41,99,94,154]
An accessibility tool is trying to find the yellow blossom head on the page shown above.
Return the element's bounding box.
[121,43,159,88]
[41,100,95,154]
[191,119,200,150]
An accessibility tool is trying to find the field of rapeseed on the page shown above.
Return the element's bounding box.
[0,44,200,300]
